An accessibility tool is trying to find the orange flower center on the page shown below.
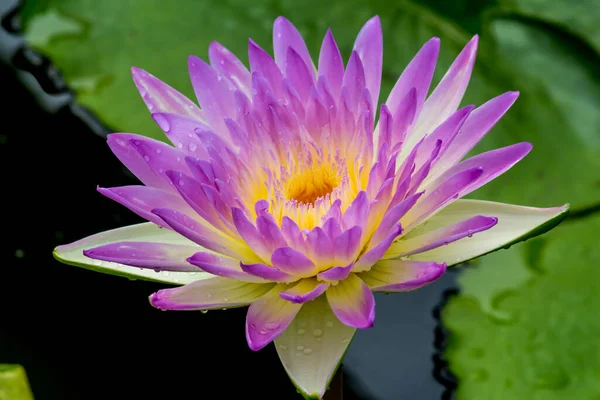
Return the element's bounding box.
[285,164,341,205]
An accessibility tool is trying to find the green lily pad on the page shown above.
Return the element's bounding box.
[443,213,600,399]
[0,365,34,400]
[499,0,600,54]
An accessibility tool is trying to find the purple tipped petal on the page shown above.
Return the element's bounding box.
[98,185,194,229]
[318,29,344,98]
[322,218,343,241]
[232,208,273,262]
[394,215,498,257]
[281,217,307,253]
[286,47,315,102]
[412,36,478,143]
[306,227,334,267]
[209,41,252,95]
[317,263,353,283]
[83,241,200,272]
[404,167,484,229]
[272,247,318,277]
[246,284,303,351]
[131,67,204,120]
[273,17,313,73]
[372,192,423,245]
[342,191,369,230]
[333,227,363,266]
[256,215,288,251]
[152,208,251,261]
[240,262,298,283]
[353,16,383,107]
[248,39,284,97]
[434,91,520,174]
[151,113,209,157]
[385,37,439,120]
[187,252,266,282]
[150,278,274,310]
[341,51,366,111]
[107,133,173,191]
[188,55,236,136]
[359,260,446,292]
[128,135,190,188]
[280,279,329,304]
[326,274,375,329]
[354,224,403,272]
[430,142,533,200]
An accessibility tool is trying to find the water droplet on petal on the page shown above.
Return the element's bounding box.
[154,114,171,132]
[312,329,323,337]
[265,322,280,330]
[143,155,150,162]
[303,348,313,354]
[200,309,208,314]
[325,321,334,328]
[296,345,304,351]
[188,143,197,152]
[297,329,305,335]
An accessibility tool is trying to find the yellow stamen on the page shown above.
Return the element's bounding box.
[285,164,341,205]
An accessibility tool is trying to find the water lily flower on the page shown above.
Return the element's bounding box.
[54,15,568,399]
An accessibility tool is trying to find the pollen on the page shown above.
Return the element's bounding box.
[285,164,341,205]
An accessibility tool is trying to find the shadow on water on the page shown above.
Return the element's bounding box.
[0,0,459,398]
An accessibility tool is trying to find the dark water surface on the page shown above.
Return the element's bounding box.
[0,1,456,398]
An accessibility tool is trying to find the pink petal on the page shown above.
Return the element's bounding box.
[131,67,204,120]
[318,29,344,98]
[413,36,478,143]
[128,135,190,188]
[353,224,403,272]
[342,191,369,230]
[150,277,274,310]
[279,279,329,304]
[395,215,498,257]
[248,39,284,98]
[333,227,363,266]
[385,37,439,121]
[246,284,303,351]
[359,260,446,292]
[97,185,194,229]
[152,208,250,261]
[353,16,382,108]
[187,252,266,282]
[326,274,375,329]
[341,51,366,112]
[317,262,353,283]
[273,17,313,74]
[83,241,200,272]
[271,247,318,277]
[188,55,236,136]
[434,91,520,174]
[286,47,315,102]
[151,113,209,158]
[107,133,174,191]
[371,192,422,245]
[240,262,298,283]
[208,41,252,95]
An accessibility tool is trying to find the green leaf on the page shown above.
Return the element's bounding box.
[53,222,211,285]
[0,365,34,400]
[442,214,600,398]
[499,0,600,54]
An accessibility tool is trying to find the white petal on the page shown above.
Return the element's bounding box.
[388,200,568,266]
[274,296,356,399]
[54,223,212,285]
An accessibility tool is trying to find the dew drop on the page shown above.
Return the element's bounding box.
[341,338,349,344]
[303,348,313,354]
[312,329,323,337]
[189,143,198,152]
[143,155,150,162]
[296,345,304,351]
[153,114,171,132]
[297,328,306,335]
[325,321,334,328]
[155,148,162,154]
[161,271,170,277]
[279,344,288,351]
[265,322,280,330]
[200,309,208,314]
